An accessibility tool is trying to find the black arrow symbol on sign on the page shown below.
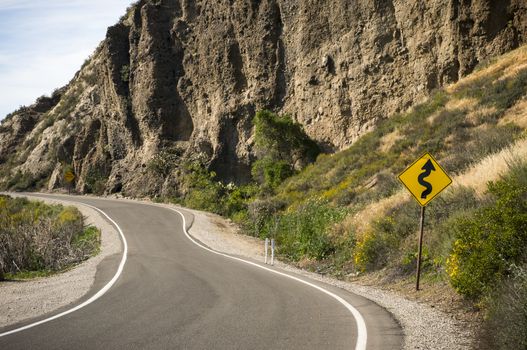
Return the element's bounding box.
[418,159,436,199]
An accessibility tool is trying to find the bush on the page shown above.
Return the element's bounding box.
[84,168,107,195]
[251,158,292,191]
[180,161,224,213]
[246,198,286,236]
[176,161,259,221]
[73,226,101,257]
[352,186,480,274]
[183,182,224,214]
[478,263,527,350]
[7,170,49,191]
[253,110,320,163]
[446,162,527,300]
[252,110,320,190]
[0,196,100,277]
[223,183,259,219]
[354,230,392,272]
[354,209,417,272]
[268,200,347,261]
[147,147,183,177]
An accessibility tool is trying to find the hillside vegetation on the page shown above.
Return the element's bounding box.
[0,196,100,280]
[173,45,527,349]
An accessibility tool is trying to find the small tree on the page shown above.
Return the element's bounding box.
[252,110,320,190]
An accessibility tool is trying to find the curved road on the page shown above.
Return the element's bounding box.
[0,195,402,349]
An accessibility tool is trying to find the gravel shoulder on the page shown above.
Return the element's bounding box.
[0,195,121,329]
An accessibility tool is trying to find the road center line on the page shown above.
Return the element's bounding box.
[0,201,128,338]
[168,207,368,350]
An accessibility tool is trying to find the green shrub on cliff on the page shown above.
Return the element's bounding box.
[252,110,320,191]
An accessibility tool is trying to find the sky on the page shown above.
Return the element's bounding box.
[0,0,135,120]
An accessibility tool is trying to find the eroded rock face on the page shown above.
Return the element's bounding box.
[1,0,526,195]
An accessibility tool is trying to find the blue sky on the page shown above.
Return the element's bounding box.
[0,0,134,120]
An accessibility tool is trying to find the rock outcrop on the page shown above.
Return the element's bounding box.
[1,0,526,195]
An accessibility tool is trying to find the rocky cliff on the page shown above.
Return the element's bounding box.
[1,0,526,196]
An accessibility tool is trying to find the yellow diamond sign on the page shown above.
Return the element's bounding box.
[398,152,452,206]
[64,171,75,183]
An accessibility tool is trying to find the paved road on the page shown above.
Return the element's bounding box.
[0,195,402,349]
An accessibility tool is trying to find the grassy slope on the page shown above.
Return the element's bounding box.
[278,46,527,211]
[249,45,527,294]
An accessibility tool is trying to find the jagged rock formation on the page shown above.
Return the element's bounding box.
[1,0,526,196]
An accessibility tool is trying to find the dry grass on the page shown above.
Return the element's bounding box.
[445,97,479,112]
[501,62,527,81]
[466,106,498,125]
[349,190,407,235]
[455,137,527,194]
[499,98,527,128]
[446,46,527,94]
[426,109,443,125]
[379,129,403,153]
[428,97,479,125]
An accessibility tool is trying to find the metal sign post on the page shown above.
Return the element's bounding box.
[398,152,452,291]
[416,206,425,291]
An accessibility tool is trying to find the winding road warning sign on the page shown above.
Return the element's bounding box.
[64,171,75,183]
[398,152,452,206]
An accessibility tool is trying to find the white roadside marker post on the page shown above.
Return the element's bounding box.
[265,238,269,264]
[271,239,275,266]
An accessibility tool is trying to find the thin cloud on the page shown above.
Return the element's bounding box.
[0,0,135,120]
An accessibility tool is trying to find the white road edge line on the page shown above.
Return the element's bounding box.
[0,202,128,338]
[0,195,366,349]
[169,208,368,350]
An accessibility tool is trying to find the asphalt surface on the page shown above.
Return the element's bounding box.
[0,195,402,349]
